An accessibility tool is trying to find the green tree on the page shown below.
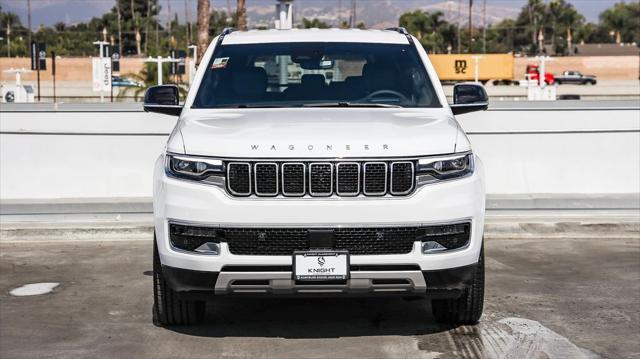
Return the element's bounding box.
[575,22,612,44]
[210,9,236,35]
[112,0,161,56]
[600,2,640,44]
[512,0,547,54]
[399,10,455,53]
[301,18,330,29]
[485,19,517,53]
[0,7,29,56]
[548,0,584,55]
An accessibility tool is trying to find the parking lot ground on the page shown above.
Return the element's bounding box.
[0,237,638,359]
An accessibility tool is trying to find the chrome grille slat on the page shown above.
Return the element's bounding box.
[225,160,414,197]
[363,162,388,196]
[254,163,278,196]
[227,162,251,196]
[336,162,360,196]
[309,163,333,196]
[390,161,415,195]
[281,163,305,196]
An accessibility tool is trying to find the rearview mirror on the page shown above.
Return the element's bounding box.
[450,83,489,115]
[143,85,183,116]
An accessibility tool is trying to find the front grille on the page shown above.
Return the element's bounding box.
[225,160,415,197]
[224,227,419,255]
[169,222,471,256]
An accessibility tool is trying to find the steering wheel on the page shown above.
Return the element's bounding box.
[363,89,409,103]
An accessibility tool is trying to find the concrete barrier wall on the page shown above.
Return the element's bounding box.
[3,56,638,82]
[1,101,638,202]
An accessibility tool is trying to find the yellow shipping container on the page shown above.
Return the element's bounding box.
[428,54,514,82]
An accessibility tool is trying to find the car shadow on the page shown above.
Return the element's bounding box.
[166,297,457,338]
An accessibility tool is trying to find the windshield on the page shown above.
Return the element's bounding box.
[192,42,441,108]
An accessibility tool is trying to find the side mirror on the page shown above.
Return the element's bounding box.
[143,85,183,116]
[450,83,489,115]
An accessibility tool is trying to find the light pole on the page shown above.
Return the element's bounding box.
[471,55,483,83]
[5,23,10,57]
[144,56,178,85]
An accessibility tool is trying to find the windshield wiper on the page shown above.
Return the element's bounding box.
[301,102,402,108]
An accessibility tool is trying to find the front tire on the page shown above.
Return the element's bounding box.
[153,235,205,326]
[431,245,485,325]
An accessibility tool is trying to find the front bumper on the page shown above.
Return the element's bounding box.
[153,154,485,293]
[162,263,477,298]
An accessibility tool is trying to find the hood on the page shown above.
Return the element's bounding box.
[172,108,459,158]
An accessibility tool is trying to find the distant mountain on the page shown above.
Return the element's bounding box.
[1,0,113,28]
[2,0,607,30]
[248,0,521,29]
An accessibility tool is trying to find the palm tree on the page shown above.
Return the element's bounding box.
[548,0,583,54]
[197,0,210,63]
[236,0,247,30]
[600,3,626,44]
[399,10,452,53]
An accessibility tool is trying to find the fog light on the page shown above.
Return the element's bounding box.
[422,241,447,253]
[194,242,220,255]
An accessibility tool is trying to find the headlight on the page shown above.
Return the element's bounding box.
[416,152,474,184]
[165,154,224,182]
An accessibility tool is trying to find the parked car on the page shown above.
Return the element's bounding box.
[144,27,488,326]
[111,76,142,87]
[554,71,597,85]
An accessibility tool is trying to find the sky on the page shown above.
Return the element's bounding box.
[0,0,625,30]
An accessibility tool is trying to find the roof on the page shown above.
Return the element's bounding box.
[221,28,410,45]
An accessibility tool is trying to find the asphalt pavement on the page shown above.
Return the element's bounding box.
[0,237,638,359]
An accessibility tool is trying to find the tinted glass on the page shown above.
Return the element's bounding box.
[193,42,441,108]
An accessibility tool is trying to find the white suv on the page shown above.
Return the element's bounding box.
[145,28,488,326]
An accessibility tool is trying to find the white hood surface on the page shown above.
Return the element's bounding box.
[173,108,460,158]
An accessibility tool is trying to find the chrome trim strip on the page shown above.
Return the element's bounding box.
[309,162,334,197]
[363,162,388,196]
[336,162,360,196]
[281,162,306,197]
[168,151,473,162]
[390,161,415,195]
[167,217,473,229]
[254,162,279,197]
[226,162,252,196]
[215,271,427,294]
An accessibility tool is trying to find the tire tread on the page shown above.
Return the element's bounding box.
[152,236,205,326]
[431,244,485,325]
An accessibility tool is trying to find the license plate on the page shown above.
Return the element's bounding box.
[293,251,349,281]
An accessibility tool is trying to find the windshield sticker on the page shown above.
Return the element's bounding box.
[211,57,229,69]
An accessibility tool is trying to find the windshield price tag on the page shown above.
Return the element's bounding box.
[211,57,229,69]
